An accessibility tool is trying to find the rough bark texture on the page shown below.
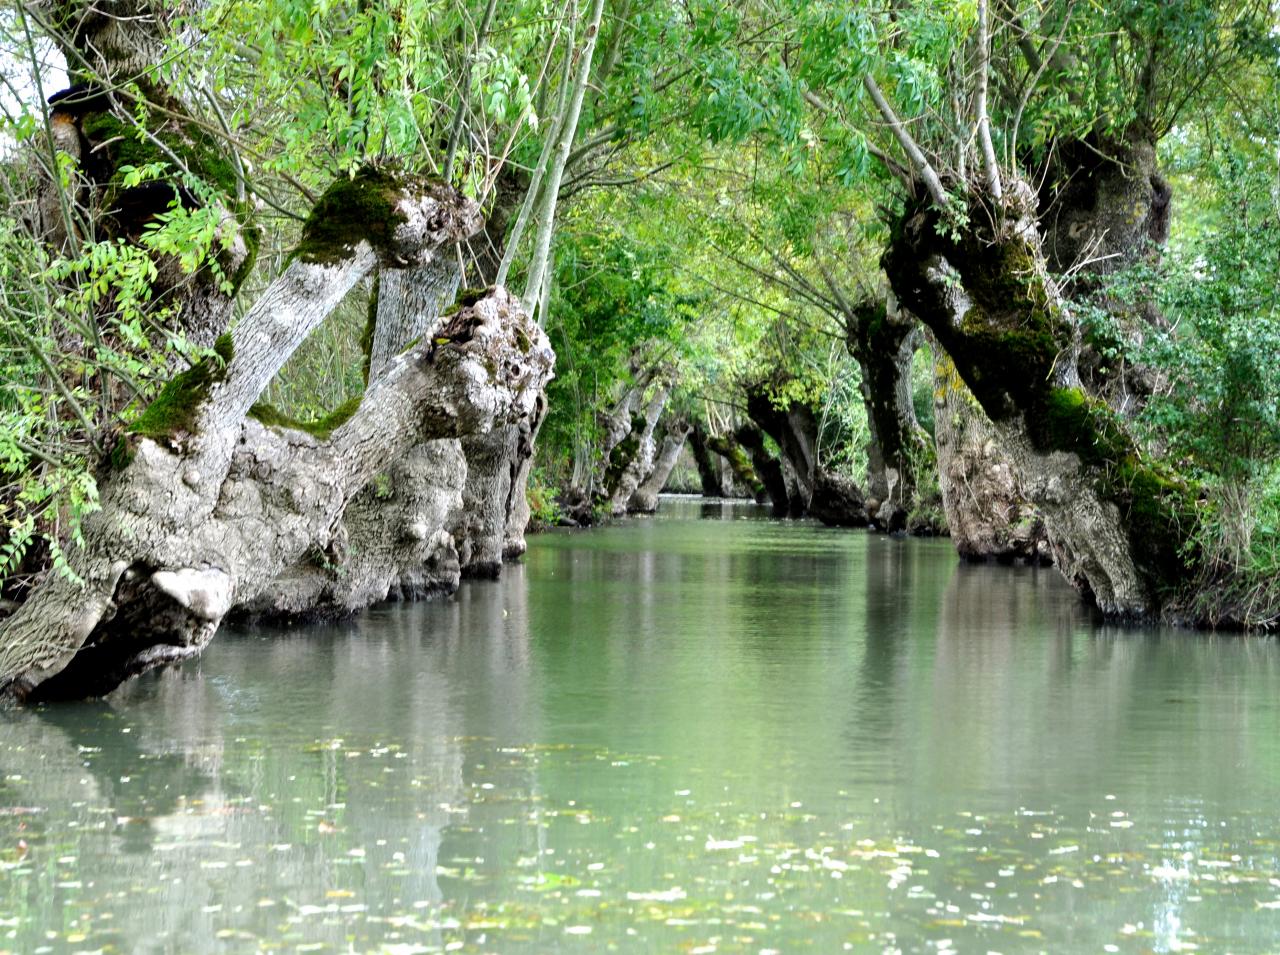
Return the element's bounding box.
[733,424,789,514]
[1038,127,1173,418]
[503,393,548,560]
[37,1,253,349]
[457,426,520,579]
[629,418,692,513]
[808,471,870,528]
[368,257,462,380]
[706,433,766,502]
[882,179,1191,618]
[932,351,1050,564]
[1039,128,1171,279]
[0,175,553,702]
[249,259,476,619]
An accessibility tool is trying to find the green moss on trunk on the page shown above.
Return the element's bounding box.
[127,333,233,441]
[297,167,440,265]
[247,395,363,440]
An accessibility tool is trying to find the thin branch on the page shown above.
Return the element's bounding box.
[861,74,950,208]
[975,0,1003,200]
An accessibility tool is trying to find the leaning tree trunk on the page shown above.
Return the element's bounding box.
[603,383,671,516]
[629,418,693,513]
[503,392,549,559]
[243,257,474,619]
[844,301,936,530]
[882,179,1192,618]
[6,0,255,601]
[0,171,554,702]
[744,385,867,525]
[706,432,766,502]
[733,424,789,514]
[932,350,1050,564]
[689,424,729,497]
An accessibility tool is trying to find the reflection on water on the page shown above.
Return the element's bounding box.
[2,498,1280,953]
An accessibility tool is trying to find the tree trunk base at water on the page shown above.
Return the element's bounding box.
[689,425,729,498]
[458,426,519,579]
[0,177,553,702]
[883,181,1192,617]
[241,440,467,620]
[629,419,692,514]
[503,394,548,560]
[933,352,1050,564]
[809,471,870,528]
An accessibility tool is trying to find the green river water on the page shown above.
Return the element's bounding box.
[3,498,1280,954]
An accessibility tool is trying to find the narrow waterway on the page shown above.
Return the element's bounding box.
[2,498,1280,953]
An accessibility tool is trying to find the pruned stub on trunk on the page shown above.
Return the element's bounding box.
[882,180,1193,618]
[1037,127,1173,417]
[0,170,554,703]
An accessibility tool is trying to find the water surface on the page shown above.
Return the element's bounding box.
[3,498,1280,953]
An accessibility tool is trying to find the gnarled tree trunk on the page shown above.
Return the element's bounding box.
[733,424,788,514]
[629,417,693,513]
[246,257,472,618]
[688,424,729,497]
[0,172,554,701]
[744,385,868,526]
[844,301,937,531]
[503,392,548,559]
[883,180,1191,618]
[932,350,1049,564]
[706,432,765,503]
[603,383,670,515]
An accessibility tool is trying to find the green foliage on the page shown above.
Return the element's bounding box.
[525,468,563,529]
[538,217,702,487]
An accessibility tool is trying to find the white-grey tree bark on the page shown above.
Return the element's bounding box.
[629,418,692,513]
[0,176,553,702]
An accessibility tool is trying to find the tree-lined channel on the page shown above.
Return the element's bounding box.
[3,498,1280,953]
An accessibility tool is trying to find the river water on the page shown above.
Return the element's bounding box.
[2,498,1280,954]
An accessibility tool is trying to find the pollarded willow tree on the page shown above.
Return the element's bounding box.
[0,0,567,699]
[682,0,1278,622]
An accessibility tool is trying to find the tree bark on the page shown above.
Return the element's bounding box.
[0,175,553,702]
[932,349,1050,563]
[603,383,670,516]
[457,426,520,578]
[733,424,788,514]
[705,433,765,502]
[744,385,867,525]
[689,424,728,497]
[882,179,1192,617]
[629,418,692,513]
[248,258,473,619]
[844,300,936,529]
[1038,127,1172,416]
[744,386,816,514]
[501,394,548,558]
